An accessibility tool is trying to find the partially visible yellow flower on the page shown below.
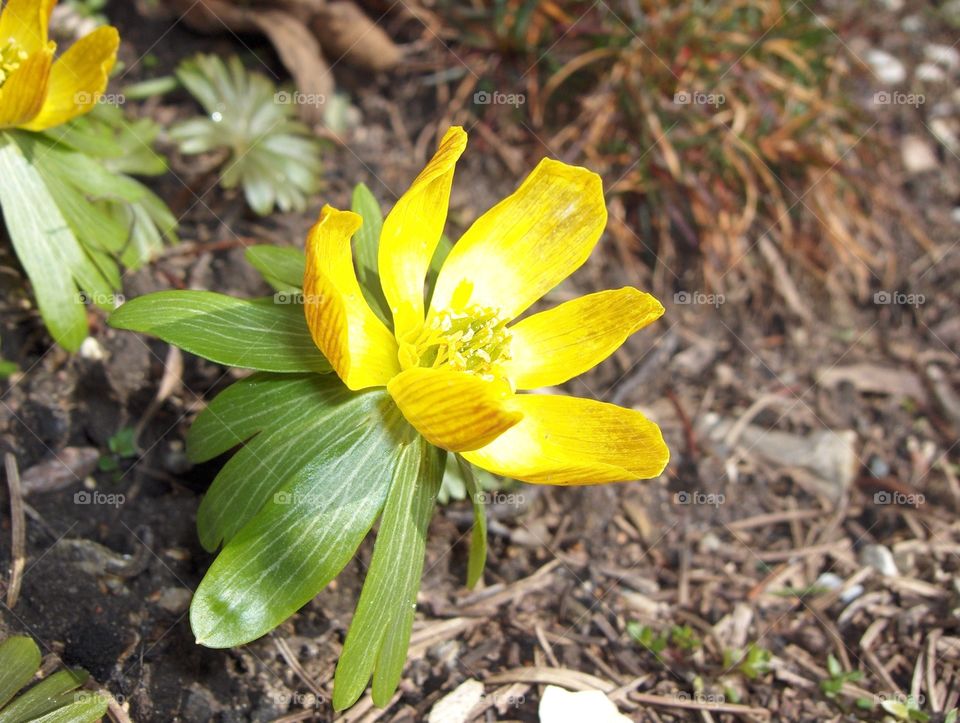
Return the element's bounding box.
[303,127,670,485]
[0,0,118,131]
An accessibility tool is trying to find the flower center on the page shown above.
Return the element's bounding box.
[0,37,28,88]
[401,305,512,380]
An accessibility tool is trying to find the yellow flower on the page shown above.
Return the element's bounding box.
[0,0,118,131]
[303,127,670,485]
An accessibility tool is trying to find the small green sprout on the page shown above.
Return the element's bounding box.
[98,426,138,473]
[627,622,702,663]
[880,696,930,722]
[820,654,863,698]
[723,644,772,680]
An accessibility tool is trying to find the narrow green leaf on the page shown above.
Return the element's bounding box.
[0,636,40,708]
[109,291,330,373]
[371,442,444,705]
[244,245,305,292]
[0,669,88,723]
[114,179,178,270]
[333,437,443,710]
[188,374,355,550]
[190,395,413,647]
[0,133,108,350]
[30,694,108,723]
[351,183,391,324]
[457,455,488,588]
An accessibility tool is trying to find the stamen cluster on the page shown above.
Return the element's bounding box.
[404,305,512,380]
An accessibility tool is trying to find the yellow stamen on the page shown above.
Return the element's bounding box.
[400,305,512,381]
[0,37,28,87]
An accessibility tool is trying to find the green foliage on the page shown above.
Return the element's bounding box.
[628,622,703,662]
[243,246,304,293]
[880,696,930,722]
[189,387,412,648]
[820,654,863,698]
[0,358,17,380]
[626,622,670,661]
[351,183,391,323]
[456,454,488,588]
[333,438,444,709]
[723,644,772,680]
[0,635,108,723]
[109,291,330,373]
[171,54,323,216]
[0,101,176,350]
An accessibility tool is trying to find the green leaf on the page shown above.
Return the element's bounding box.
[457,455,487,588]
[109,291,330,373]
[882,701,910,719]
[0,133,112,350]
[188,373,354,550]
[30,694,108,723]
[350,183,390,324]
[0,669,88,723]
[826,654,841,678]
[190,394,413,647]
[0,636,40,708]
[333,438,443,710]
[0,360,19,379]
[244,246,305,292]
[113,179,178,269]
[108,427,137,458]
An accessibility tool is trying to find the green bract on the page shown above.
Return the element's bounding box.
[0,104,177,351]
[107,184,489,711]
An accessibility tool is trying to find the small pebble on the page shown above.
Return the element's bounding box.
[861,544,899,577]
[79,337,105,361]
[155,587,193,614]
[901,133,938,173]
[866,49,907,84]
[925,43,960,70]
[916,63,947,83]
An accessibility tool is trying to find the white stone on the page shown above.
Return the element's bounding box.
[925,43,960,70]
[428,680,485,723]
[78,337,105,361]
[539,686,630,723]
[916,63,947,83]
[866,49,907,84]
[860,544,899,577]
[901,134,939,174]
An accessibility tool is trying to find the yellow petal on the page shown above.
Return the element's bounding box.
[430,158,607,321]
[0,0,54,54]
[463,394,669,485]
[0,44,52,129]
[304,205,399,390]
[387,367,522,452]
[21,25,118,132]
[504,287,664,389]
[378,126,467,340]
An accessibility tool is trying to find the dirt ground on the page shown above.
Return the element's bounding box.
[1,1,959,721]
